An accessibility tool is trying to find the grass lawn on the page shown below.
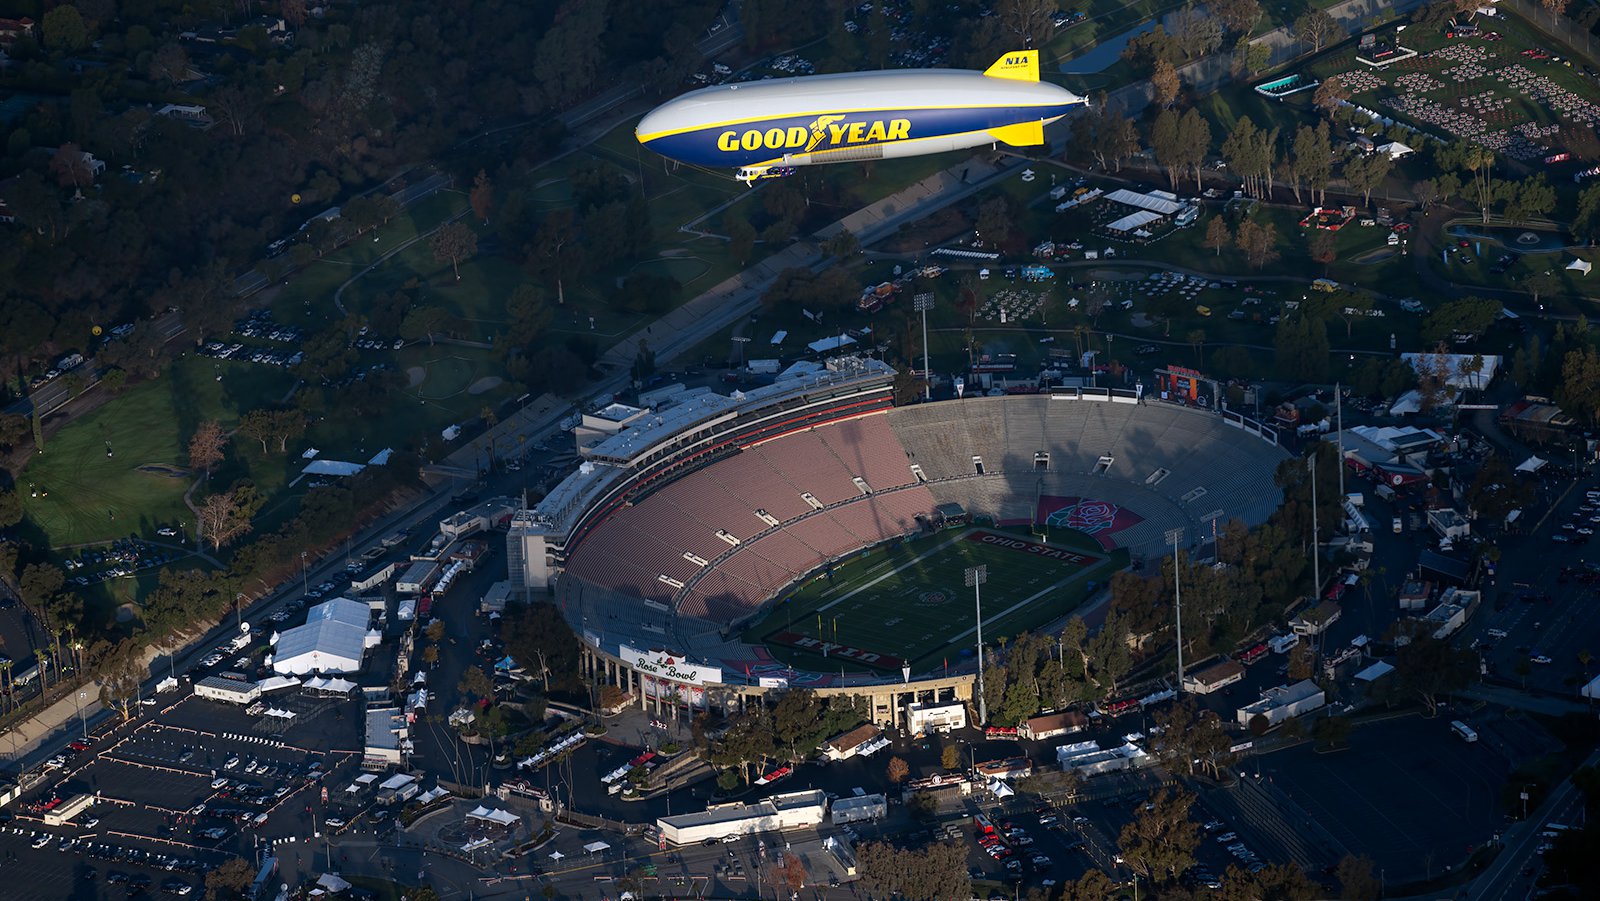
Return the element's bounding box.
[20,356,296,549]
[745,526,1125,674]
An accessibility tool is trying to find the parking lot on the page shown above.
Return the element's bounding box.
[1252,715,1510,882]
[3,680,364,900]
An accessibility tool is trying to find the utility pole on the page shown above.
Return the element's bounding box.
[1335,383,1345,502]
[1166,528,1185,690]
[1309,454,1322,598]
[966,565,989,726]
[914,293,934,400]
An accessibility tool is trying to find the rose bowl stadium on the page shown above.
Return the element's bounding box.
[507,358,1288,725]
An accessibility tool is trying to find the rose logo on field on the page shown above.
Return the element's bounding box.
[917,590,949,607]
[1052,499,1118,534]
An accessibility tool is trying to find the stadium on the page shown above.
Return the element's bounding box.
[509,358,1289,723]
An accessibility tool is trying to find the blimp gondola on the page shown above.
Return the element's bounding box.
[636,50,1085,183]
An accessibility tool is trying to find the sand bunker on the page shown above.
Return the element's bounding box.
[136,463,190,478]
[406,366,427,388]
[468,376,503,395]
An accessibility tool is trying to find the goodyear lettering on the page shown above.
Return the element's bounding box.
[716,117,912,155]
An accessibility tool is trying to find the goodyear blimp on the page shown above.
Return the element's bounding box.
[636,50,1085,183]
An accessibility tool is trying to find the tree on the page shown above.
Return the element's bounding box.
[823,228,861,259]
[727,218,758,265]
[401,305,450,347]
[148,42,190,83]
[281,0,309,26]
[1232,35,1271,76]
[1177,109,1212,191]
[1313,715,1351,749]
[997,0,1057,47]
[1205,216,1231,256]
[1575,182,1600,241]
[1214,0,1264,35]
[98,639,147,721]
[470,170,494,224]
[237,410,276,455]
[1526,270,1562,306]
[1312,77,1350,116]
[431,221,479,280]
[1294,9,1340,53]
[188,421,228,482]
[1150,108,1183,188]
[1173,4,1224,59]
[1309,230,1337,270]
[1235,218,1279,270]
[1343,152,1392,206]
[197,490,253,552]
[941,743,961,770]
[886,755,910,783]
[1500,174,1556,224]
[857,841,970,901]
[0,489,21,530]
[49,143,93,189]
[1151,58,1180,108]
[1391,628,1476,714]
[1560,346,1600,426]
[42,4,89,51]
[1336,854,1380,900]
[1275,313,1330,382]
[1421,296,1500,344]
[1118,788,1201,884]
[204,857,255,900]
[1186,329,1207,365]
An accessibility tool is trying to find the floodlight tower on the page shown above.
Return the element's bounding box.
[1166,528,1186,690]
[966,565,989,725]
[914,293,934,400]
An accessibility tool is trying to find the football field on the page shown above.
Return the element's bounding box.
[745,527,1127,674]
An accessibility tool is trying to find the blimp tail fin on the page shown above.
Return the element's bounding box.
[983,50,1039,82]
[989,120,1045,148]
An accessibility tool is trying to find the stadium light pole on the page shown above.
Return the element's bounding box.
[1165,528,1185,691]
[965,565,989,726]
[1335,383,1345,502]
[914,293,934,400]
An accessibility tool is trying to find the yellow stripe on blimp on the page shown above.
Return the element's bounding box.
[636,101,1065,143]
[740,119,1053,172]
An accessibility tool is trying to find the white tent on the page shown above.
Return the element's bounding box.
[1582,674,1600,699]
[1516,456,1547,473]
[467,806,521,827]
[1106,210,1163,233]
[1376,141,1415,159]
[583,841,611,854]
[256,675,301,694]
[316,874,352,893]
[986,779,1016,798]
[1568,259,1592,275]
[273,598,370,675]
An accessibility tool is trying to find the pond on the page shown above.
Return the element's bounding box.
[1446,224,1573,253]
[1058,21,1157,75]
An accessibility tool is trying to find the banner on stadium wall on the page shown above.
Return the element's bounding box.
[619,644,723,686]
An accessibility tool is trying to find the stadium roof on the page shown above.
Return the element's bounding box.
[273,597,370,675]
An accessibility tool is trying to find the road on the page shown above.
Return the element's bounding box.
[1461,748,1595,901]
[3,311,185,419]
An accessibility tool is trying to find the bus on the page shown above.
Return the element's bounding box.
[1238,643,1270,665]
[1450,720,1478,743]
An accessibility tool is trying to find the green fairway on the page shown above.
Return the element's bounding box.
[746,527,1126,674]
[20,356,295,548]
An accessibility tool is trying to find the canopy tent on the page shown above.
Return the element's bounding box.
[1568,259,1592,275]
[1376,141,1415,159]
[583,841,611,854]
[256,675,301,694]
[986,779,1016,798]
[1106,210,1162,233]
[467,806,521,827]
[1104,188,1182,215]
[379,773,416,791]
[316,874,352,893]
[1516,456,1548,473]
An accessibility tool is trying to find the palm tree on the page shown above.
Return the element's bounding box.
[0,659,12,713]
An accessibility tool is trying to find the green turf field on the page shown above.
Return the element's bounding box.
[746,527,1126,674]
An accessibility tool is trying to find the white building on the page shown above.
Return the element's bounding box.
[830,793,887,824]
[1236,680,1326,728]
[364,706,408,769]
[907,700,966,734]
[194,675,261,705]
[657,790,827,845]
[272,597,377,675]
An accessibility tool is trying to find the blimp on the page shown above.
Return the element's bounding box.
[636,50,1085,183]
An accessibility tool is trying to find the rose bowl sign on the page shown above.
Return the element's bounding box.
[619,645,722,686]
